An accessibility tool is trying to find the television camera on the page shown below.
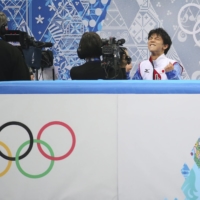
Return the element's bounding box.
[2,30,54,72]
[102,37,131,65]
[101,37,131,78]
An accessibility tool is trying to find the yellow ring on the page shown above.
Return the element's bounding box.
[0,141,12,177]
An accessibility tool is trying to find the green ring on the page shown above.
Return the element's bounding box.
[15,139,54,178]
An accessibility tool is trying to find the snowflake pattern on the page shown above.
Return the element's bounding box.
[0,0,195,81]
[167,10,172,15]
[156,2,161,7]
[35,15,45,24]
[48,4,56,11]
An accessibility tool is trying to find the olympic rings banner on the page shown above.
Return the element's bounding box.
[0,121,76,179]
[0,93,118,200]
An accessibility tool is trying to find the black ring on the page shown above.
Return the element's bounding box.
[0,121,34,161]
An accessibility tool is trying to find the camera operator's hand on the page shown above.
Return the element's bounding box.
[120,53,128,68]
[120,49,132,72]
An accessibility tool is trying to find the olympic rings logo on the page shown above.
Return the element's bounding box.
[0,121,76,179]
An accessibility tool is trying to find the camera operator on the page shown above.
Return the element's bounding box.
[0,11,30,81]
[70,32,127,80]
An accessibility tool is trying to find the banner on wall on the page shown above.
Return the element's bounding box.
[0,94,118,200]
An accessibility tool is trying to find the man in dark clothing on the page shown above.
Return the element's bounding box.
[0,11,30,81]
[0,40,30,81]
[70,32,127,80]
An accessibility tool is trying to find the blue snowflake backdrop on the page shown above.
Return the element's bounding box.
[0,0,111,79]
[2,0,200,81]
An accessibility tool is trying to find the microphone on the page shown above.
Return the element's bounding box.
[117,39,125,45]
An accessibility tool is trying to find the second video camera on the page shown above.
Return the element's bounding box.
[101,37,131,70]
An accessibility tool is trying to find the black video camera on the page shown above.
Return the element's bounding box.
[2,30,53,70]
[101,37,131,71]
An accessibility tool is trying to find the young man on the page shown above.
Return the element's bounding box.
[132,28,182,80]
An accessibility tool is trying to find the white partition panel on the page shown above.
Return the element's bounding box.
[0,94,118,200]
[118,94,200,200]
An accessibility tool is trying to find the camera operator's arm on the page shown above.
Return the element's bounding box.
[120,49,132,79]
[125,64,132,79]
[126,63,132,73]
[119,53,127,79]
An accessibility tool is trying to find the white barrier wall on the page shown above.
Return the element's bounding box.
[0,93,118,200]
[0,81,200,200]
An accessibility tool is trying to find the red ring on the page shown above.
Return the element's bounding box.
[37,121,76,161]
